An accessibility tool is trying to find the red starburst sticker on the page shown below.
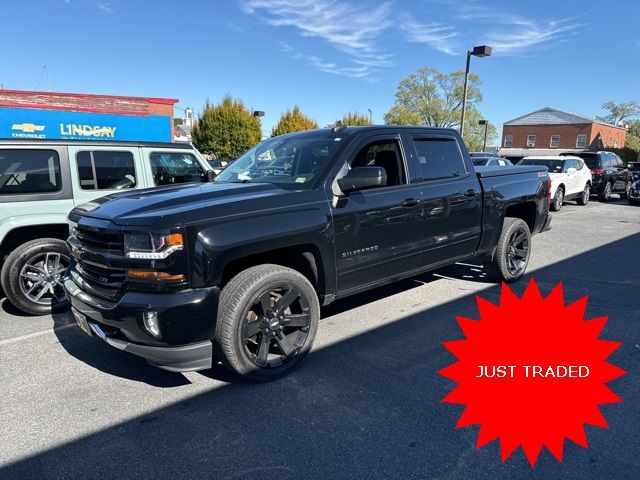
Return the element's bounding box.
[439,279,626,466]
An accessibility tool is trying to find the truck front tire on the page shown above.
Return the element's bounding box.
[214,264,320,382]
[1,238,71,316]
[483,217,531,283]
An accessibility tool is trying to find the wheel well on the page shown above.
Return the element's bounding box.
[220,245,324,295]
[1,224,69,258]
[505,202,536,232]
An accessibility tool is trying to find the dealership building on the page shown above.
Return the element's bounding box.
[0,89,178,142]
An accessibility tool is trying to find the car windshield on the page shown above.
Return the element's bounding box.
[214,131,344,188]
[565,153,598,168]
[520,159,565,173]
[628,162,640,171]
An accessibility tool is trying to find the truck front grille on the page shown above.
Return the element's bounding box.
[74,261,125,300]
[75,226,124,253]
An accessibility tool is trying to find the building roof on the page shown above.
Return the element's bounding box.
[504,107,625,129]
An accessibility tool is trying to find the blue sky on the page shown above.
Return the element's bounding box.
[1,0,639,141]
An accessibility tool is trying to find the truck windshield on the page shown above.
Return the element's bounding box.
[214,131,344,188]
[520,159,564,173]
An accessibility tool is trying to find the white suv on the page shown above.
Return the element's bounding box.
[519,156,592,211]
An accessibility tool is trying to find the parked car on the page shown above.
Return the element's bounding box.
[628,162,640,182]
[472,157,513,167]
[560,151,633,201]
[469,152,500,158]
[0,139,214,315]
[519,156,592,211]
[628,179,640,205]
[63,126,552,381]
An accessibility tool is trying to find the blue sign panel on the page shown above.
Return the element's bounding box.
[0,107,172,142]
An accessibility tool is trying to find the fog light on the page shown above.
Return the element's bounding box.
[143,311,160,337]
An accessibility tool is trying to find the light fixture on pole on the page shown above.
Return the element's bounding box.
[368,108,373,124]
[479,119,489,152]
[460,45,492,138]
[253,110,265,118]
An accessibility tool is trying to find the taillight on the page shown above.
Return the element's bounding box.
[544,179,552,203]
[591,168,604,175]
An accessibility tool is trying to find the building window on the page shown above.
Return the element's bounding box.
[527,135,536,148]
[550,135,560,148]
[576,134,587,149]
[504,135,512,148]
[613,139,618,148]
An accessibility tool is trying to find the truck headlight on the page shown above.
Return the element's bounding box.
[124,232,184,259]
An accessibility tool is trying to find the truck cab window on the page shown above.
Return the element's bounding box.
[349,140,404,186]
[413,138,465,182]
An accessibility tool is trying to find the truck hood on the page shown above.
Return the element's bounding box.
[76,182,305,227]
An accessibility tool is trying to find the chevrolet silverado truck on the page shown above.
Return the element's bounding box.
[63,126,552,381]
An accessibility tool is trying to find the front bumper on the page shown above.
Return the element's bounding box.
[63,275,220,372]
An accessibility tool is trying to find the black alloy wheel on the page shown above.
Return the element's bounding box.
[505,225,530,277]
[241,285,312,369]
[214,264,320,382]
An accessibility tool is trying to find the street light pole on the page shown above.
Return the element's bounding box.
[459,45,492,139]
[479,119,488,152]
[368,108,372,124]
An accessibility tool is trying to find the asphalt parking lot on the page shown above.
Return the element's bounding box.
[1,198,638,479]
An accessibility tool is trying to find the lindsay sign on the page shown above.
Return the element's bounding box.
[0,107,171,142]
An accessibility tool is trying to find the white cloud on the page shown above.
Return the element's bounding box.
[97,2,114,14]
[400,18,459,55]
[242,0,393,78]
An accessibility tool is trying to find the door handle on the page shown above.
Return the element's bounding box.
[401,198,420,207]
[464,189,477,197]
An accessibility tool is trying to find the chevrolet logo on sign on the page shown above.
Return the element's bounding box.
[12,123,46,133]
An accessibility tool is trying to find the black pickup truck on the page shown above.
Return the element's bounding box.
[63,126,552,381]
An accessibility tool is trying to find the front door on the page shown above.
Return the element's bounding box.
[331,134,426,294]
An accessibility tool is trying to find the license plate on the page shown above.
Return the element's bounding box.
[72,308,92,337]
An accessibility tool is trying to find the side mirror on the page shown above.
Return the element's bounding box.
[206,170,217,182]
[337,166,387,194]
[566,167,577,174]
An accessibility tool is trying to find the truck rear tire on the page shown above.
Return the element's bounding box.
[483,217,531,283]
[214,264,320,382]
[1,238,71,316]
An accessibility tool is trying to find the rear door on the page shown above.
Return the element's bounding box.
[403,131,482,267]
[67,145,144,206]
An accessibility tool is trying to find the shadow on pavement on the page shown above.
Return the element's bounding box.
[3,234,639,479]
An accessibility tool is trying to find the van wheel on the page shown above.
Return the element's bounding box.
[483,217,531,283]
[214,264,320,382]
[1,238,71,316]
[576,184,590,205]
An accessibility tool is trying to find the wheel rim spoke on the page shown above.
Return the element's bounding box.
[282,312,310,328]
[257,291,272,316]
[275,332,295,356]
[256,334,271,365]
[512,231,526,246]
[514,247,527,258]
[34,283,50,301]
[243,320,262,340]
[274,287,300,315]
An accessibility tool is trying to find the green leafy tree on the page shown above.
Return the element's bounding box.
[596,101,640,125]
[271,106,318,137]
[191,95,262,159]
[342,111,371,126]
[173,117,184,126]
[625,119,640,151]
[384,67,495,149]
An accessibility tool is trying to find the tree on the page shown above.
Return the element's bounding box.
[191,95,262,159]
[173,117,184,126]
[597,101,640,126]
[384,67,495,149]
[384,67,482,128]
[342,111,371,126]
[626,119,640,150]
[271,106,318,137]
